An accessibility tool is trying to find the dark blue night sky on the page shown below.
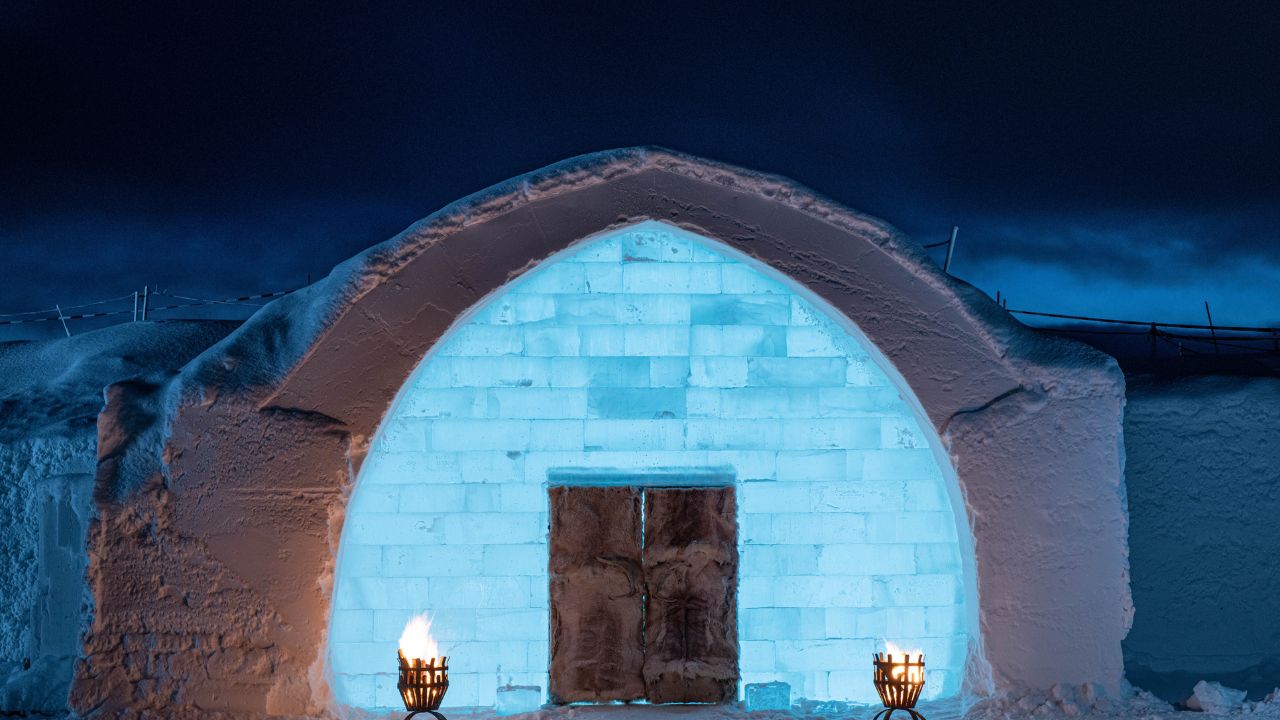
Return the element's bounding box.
[3,2,1278,333]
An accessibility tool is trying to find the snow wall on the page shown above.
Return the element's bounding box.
[1123,374,1280,702]
[0,322,236,713]
[54,148,1130,716]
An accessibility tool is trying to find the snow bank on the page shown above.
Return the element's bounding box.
[1122,374,1280,703]
[0,321,236,714]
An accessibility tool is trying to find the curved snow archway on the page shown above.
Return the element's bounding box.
[327,220,976,710]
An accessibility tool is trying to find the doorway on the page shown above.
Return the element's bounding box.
[548,483,738,704]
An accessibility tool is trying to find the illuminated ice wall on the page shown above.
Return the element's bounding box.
[328,220,970,710]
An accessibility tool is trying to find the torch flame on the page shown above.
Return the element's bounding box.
[399,613,441,663]
[883,641,924,683]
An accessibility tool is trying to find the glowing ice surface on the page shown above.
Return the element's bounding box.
[328,221,970,709]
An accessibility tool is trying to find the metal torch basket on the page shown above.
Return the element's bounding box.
[397,652,449,720]
[872,652,926,720]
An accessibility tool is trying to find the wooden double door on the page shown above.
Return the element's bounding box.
[548,485,738,704]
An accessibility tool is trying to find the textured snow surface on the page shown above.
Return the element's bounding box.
[0,321,237,713]
[1122,375,1280,702]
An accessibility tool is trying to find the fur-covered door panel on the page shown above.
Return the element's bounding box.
[642,487,739,703]
[548,486,646,702]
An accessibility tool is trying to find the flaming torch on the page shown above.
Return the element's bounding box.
[872,641,926,720]
[397,613,449,720]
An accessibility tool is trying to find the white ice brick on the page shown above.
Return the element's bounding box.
[476,609,550,641]
[818,386,900,416]
[582,262,623,293]
[515,263,586,294]
[915,543,963,573]
[486,389,588,419]
[811,481,905,512]
[552,294,617,325]
[338,544,383,577]
[464,484,500,512]
[579,326,625,355]
[649,357,690,387]
[739,513,772,545]
[865,512,958,543]
[331,673,376,708]
[881,416,924,449]
[740,640,776,668]
[529,420,585,451]
[583,419,684,451]
[373,609,477,642]
[344,513,446,546]
[773,576,873,608]
[622,325,690,356]
[827,670,878,704]
[903,479,952,511]
[334,578,430,610]
[622,263,720,294]
[499,485,547,513]
[786,326,845,357]
[877,574,961,607]
[398,484,466,513]
[369,452,462,484]
[738,577,776,608]
[709,450,776,481]
[775,639,875,671]
[482,544,548,576]
[925,606,965,637]
[382,545,483,577]
[429,577,532,608]
[722,263,787,294]
[441,513,545,545]
[825,607,889,639]
[790,296,823,326]
[449,641,533,674]
[401,387,487,418]
[691,325,786,357]
[685,419,780,450]
[379,419,431,453]
[431,420,532,451]
[817,543,916,575]
[440,325,524,356]
[450,357,553,388]
[862,449,942,480]
[781,419,881,450]
[332,642,392,674]
[770,513,866,544]
[718,387,819,418]
[846,354,889,386]
[350,485,399,514]
[740,482,810,513]
[775,450,846,482]
[741,608,826,641]
[523,326,580,356]
[330,610,373,642]
[689,357,748,388]
[479,293,557,325]
[686,388,721,417]
[739,544,820,577]
[618,294,691,324]
[527,642,550,669]
[458,451,525,483]
[438,671,479,708]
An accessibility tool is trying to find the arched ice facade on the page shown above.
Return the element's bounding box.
[328,220,972,710]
